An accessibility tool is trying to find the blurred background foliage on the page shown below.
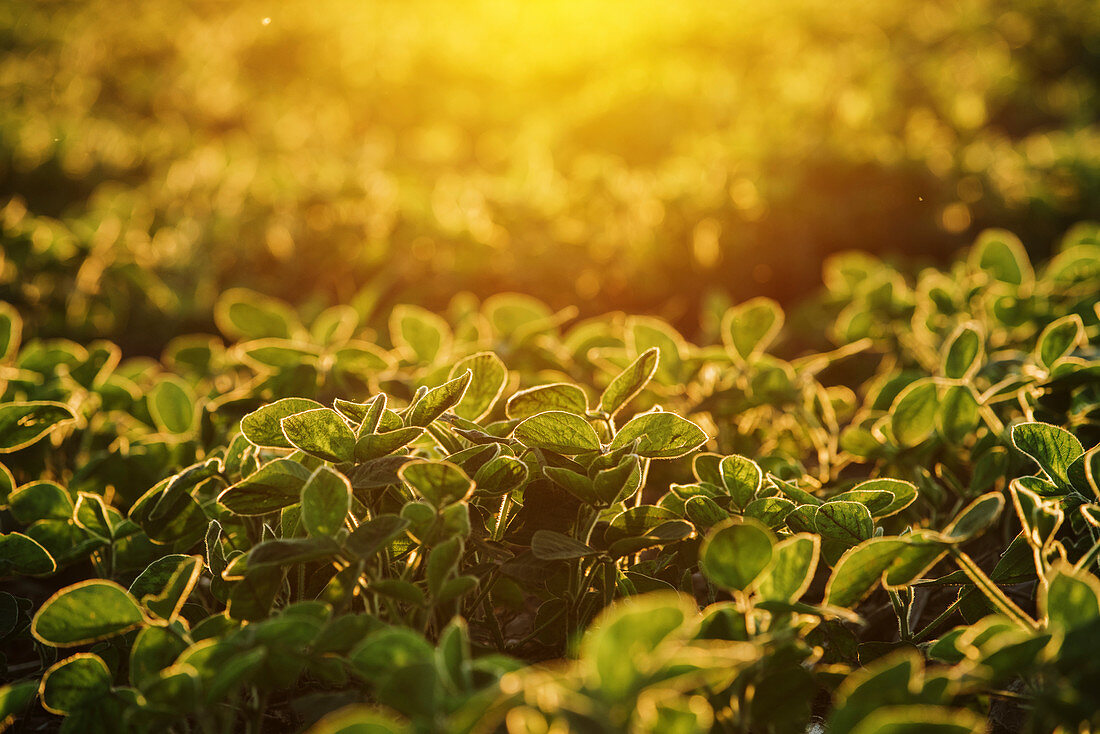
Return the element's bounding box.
[2,0,1099,352]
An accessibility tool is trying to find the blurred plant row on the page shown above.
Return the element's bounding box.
[1,228,1098,732]
[3,0,1100,349]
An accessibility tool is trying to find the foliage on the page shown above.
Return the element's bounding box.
[3,0,1100,350]
[1,228,1099,732]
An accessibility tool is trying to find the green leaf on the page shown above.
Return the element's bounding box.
[1041,563,1100,630]
[890,379,938,448]
[936,384,980,444]
[722,297,784,362]
[0,401,76,453]
[767,474,821,507]
[1012,421,1084,489]
[472,455,529,495]
[825,534,947,607]
[605,505,681,544]
[281,408,356,463]
[593,455,641,505]
[0,531,56,575]
[941,323,983,380]
[130,553,194,600]
[427,537,463,596]
[248,537,340,567]
[543,466,599,505]
[1035,314,1084,369]
[720,455,763,507]
[309,705,411,734]
[74,492,114,540]
[531,530,596,560]
[745,496,796,530]
[143,556,202,622]
[238,338,320,369]
[148,376,197,434]
[214,288,301,340]
[370,579,427,607]
[130,479,208,546]
[330,342,396,382]
[344,515,410,560]
[850,706,986,734]
[9,480,73,523]
[32,580,145,646]
[609,411,707,459]
[700,519,775,592]
[178,641,266,702]
[827,489,894,517]
[405,370,472,427]
[40,653,112,714]
[241,398,324,448]
[598,347,659,417]
[217,458,314,515]
[756,533,819,602]
[692,453,723,485]
[815,501,873,545]
[354,426,424,462]
[684,495,728,529]
[514,411,601,454]
[0,461,13,506]
[399,460,473,507]
[506,382,588,420]
[450,352,507,421]
[627,317,686,384]
[130,626,189,688]
[0,681,37,723]
[355,394,388,433]
[969,229,1032,285]
[845,478,918,517]
[943,492,1004,542]
[390,304,452,364]
[0,302,22,363]
[825,538,907,607]
[301,466,352,537]
[582,593,698,701]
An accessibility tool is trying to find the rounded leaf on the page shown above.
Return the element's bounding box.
[33,580,145,646]
[301,466,352,537]
[0,401,76,453]
[890,379,938,448]
[281,409,356,463]
[700,519,775,592]
[398,460,474,508]
[40,653,112,714]
[722,297,784,362]
[241,398,324,448]
[941,323,983,380]
[514,411,601,455]
[450,352,507,421]
[610,412,707,459]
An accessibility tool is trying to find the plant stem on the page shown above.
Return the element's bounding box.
[912,594,966,643]
[952,549,1037,630]
[887,588,911,640]
[493,492,513,542]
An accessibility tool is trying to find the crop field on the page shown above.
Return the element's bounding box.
[2,1,1100,733]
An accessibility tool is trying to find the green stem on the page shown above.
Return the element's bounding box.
[887,588,911,640]
[1075,536,1100,573]
[968,383,1005,435]
[912,594,966,643]
[952,549,1037,630]
[633,458,651,509]
[493,492,514,542]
